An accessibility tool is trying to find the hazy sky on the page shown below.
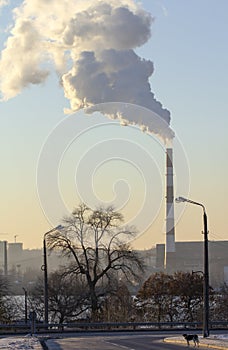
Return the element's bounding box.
[0,0,227,249]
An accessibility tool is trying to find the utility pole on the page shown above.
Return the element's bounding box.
[22,287,28,324]
[43,235,48,325]
[203,209,209,337]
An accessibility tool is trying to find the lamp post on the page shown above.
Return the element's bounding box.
[175,196,210,338]
[42,225,63,325]
[22,287,28,324]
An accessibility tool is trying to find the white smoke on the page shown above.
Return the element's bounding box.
[0,0,172,138]
[0,0,8,9]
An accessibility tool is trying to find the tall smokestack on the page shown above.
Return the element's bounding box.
[165,148,175,272]
[3,241,8,276]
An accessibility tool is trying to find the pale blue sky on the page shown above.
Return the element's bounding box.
[0,0,227,248]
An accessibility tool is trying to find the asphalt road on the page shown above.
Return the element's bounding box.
[45,332,195,350]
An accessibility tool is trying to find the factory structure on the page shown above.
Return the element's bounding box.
[162,146,228,287]
[156,240,228,287]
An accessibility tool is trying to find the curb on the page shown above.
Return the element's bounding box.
[164,337,228,350]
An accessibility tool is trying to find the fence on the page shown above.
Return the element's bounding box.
[0,320,228,335]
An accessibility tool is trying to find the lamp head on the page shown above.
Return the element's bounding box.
[56,224,64,231]
[175,196,187,203]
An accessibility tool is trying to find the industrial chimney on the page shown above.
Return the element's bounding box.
[3,241,8,276]
[165,147,176,272]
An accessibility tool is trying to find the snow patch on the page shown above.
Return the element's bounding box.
[0,335,41,349]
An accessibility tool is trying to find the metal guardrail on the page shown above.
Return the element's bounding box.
[0,321,228,334]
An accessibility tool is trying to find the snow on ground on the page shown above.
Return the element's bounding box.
[213,335,228,340]
[0,335,42,349]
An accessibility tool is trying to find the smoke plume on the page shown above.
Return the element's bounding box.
[0,0,173,139]
[0,0,8,9]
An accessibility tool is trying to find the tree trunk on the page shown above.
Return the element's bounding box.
[90,286,99,321]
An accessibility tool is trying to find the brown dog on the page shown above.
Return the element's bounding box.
[183,334,199,347]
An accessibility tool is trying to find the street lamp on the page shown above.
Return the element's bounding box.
[42,225,63,325]
[175,196,210,338]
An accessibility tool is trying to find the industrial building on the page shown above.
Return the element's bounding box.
[156,240,228,288]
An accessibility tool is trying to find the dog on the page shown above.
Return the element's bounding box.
[182,334,199,347]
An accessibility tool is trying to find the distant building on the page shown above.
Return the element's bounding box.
[136,248,157,279]
[8,242,23,265]
[156,240,228,288]
[0,241,7,275]
[0,241,65,279]
[1,239,228,289]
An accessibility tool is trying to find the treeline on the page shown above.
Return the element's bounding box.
[1,270,228,324]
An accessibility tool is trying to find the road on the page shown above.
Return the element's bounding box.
[45,332,196,350]
[46,334,176,350]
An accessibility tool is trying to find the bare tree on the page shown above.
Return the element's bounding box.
[137,271,205,323]
[48,270,89,323]
[212,283,228,321]
[0,276,13,323]
[173,271,204,322]
[101,281,134,322]
[137,272,175,322]
[46,203,144,320]
[30,270,89,323]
